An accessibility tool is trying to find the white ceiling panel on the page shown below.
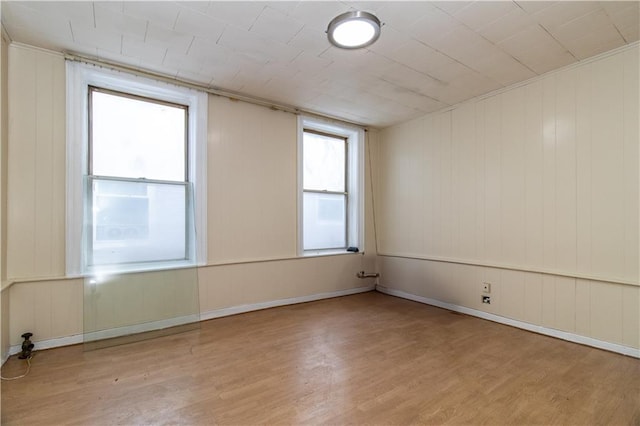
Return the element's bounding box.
[530,1,601,31]
[289,1,351,32]
[121,34,167,65]
[70,21,122,54]
[373,1,438,30]
[2,1,638,128]
[249,6,304,44]
[477,7,537,44]
[144,22,194,53]
[431,1,474,16]
[173,6,226,43]
[206,2,265,31]
[122,1,182,30]
[498,25,576,74]
[452,1,521,31]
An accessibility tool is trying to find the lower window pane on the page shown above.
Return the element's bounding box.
[303,192,346,250]
[90,179,187,266]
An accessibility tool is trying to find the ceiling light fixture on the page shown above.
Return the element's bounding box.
[326,11,381,50]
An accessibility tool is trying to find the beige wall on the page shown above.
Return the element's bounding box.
[1,22,10,360]
[377,46,639,350]
[6,45,66,280]
[4,43,377,348]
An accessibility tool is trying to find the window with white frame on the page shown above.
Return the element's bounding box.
[66,62,207,275]
[299,117,364,254]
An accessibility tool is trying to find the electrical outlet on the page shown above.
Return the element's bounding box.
[482,282,491,293]
[482,295,491,304]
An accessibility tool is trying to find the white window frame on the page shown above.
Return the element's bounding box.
[66,61,207,275]
[298,116,364,256]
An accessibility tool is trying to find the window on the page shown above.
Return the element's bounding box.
[299,117,364,254]
[67,62,207,275]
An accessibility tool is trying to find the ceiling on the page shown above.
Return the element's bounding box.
[2,1,639,128]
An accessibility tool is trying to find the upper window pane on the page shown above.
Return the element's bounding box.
[303,131,345,192]
[91,89,186,182]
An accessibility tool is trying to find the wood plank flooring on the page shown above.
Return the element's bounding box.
[2,292,639,425]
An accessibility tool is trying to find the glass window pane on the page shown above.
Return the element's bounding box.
[91,90,186,181]
[303,192,346,250]
[90,179,187,266]
[303,132,345,192]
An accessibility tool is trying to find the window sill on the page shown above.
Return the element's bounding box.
[302,249,361,258]
[84,260,198,277]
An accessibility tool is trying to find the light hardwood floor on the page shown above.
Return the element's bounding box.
[2,292,639,425]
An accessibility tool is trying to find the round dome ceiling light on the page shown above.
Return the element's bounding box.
[326,11,382,49]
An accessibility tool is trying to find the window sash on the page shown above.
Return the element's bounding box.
[85,176,191,268]
[302,129,349,251]
[88,85,189,183]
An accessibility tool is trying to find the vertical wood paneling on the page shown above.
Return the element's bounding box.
[377,45,636,349]
[500,87,526,265]
[623,49,639,283]
[422,116,437,257]
[542,76,557,271]
[523,272,543,325]
[474,103,486,264]
[554,277,576,332]
[7,47,36,278]
[207,96,297,263]
[524,81,544,267]
[500,269,525,321]
[438,112,453,258]
[590,280,623,344]
[406,118,424,254]
[6,46,65,279]
[621,286,639,348]
[49,279,82,339]
[590,54,625,279]
[483,96,502,263]
[575,279,591,336]
[378,125,404,253]
[576,64,593,277]
[34,53,55,276]
[554,69,577,273]
[452,104,478,260]
[541,275,556,327]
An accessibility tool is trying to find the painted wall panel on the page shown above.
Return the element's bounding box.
[589,55,625,281]
[500,88,526,266]
[623,48,639,283]
[575,279,591,336]
[554,70,577,273]
[482,96,502,264]
[6,46,65,279]
[524,82,544,268]
[1,28,8,361]
[590,280,623,344]
[622,286,639,348]
[523,272,542,325]
[576,64,593,277]
[500,269,525,321]
[207,96,297,263]
[541,76,557,271]
[377,45,639,350]
[554,277,576,333]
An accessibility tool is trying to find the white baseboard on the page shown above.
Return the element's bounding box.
[376,285,640,359]
[4,285,375,360]
[201,285,376,321]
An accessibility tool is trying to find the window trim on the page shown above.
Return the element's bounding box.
[66,61,207,276]
[297,116,364,256]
